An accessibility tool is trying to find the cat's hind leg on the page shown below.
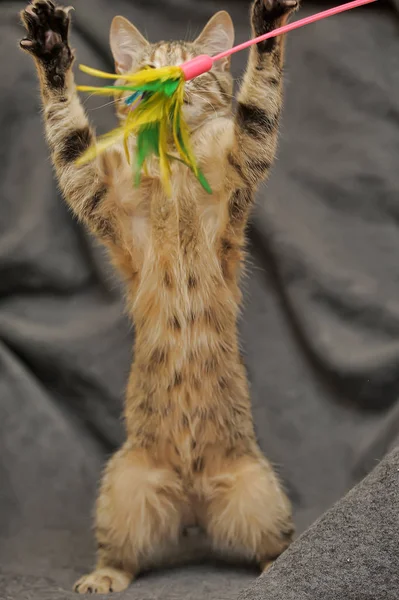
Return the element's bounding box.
[74,445,185,594]
[201,452,294,571]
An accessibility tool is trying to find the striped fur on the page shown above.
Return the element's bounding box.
[20,0,298,594]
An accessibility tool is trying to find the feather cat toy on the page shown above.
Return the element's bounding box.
[77,0,377,194]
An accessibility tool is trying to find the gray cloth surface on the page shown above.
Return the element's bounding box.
[241,445,399,600]
[0,0,398,598]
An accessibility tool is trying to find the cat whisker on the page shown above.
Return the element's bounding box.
[89,96,125,111]
[190,92,220,119]
[81,92,122,110]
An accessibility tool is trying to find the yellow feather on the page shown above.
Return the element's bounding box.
[75,128,126,166]
[76,85,117,95]
[79,65,121,79]
[78,64,182,86]
[159,105,171,194]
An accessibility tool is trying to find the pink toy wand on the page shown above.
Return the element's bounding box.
[77,0,378,193]
[182,0,377,79]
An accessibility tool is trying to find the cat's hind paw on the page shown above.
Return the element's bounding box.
[73,567,133,595]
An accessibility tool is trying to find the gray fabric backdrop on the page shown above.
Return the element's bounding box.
[0,0,398,598]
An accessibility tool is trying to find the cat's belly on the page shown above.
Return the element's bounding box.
[125,213,251,469]
[125,365,255,465]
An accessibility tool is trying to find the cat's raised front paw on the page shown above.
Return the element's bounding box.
[251,0,299,41]
[252,0,299,33]
[262,0,299,18]
[20,0,73,77]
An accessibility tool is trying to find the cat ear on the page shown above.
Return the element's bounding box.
[110,16,149,74]
[194,11,234,71]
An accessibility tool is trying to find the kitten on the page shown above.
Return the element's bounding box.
[20,0,298,594]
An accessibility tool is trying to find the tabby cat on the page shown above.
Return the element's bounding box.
[20,0,297,593]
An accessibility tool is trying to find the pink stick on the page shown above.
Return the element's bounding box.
[181,0,377,80]
[214,0,377,62]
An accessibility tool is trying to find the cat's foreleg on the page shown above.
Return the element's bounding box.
[20,0,125,244]
[225,0,299,232]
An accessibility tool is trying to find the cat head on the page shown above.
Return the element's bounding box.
[110,11,235,128]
